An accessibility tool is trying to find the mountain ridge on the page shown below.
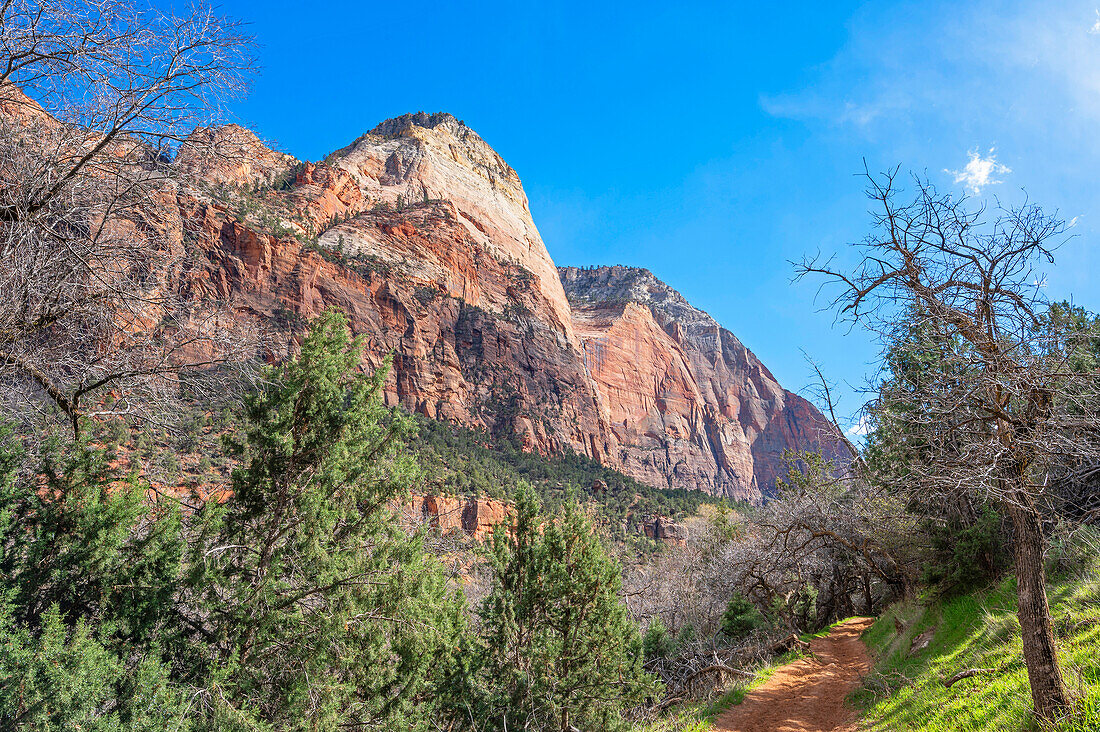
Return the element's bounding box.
[170,112,844,500]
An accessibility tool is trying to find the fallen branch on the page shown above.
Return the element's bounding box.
[769,633,810,654]
[654,694,685,712]
[943,668,995,688]
[683,664,756,687]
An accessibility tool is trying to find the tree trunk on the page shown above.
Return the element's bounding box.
[1006,497,1068,722]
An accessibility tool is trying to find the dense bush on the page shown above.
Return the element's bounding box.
[921,503,1008,595]
[721,592,767,640]
[643,617,677,660]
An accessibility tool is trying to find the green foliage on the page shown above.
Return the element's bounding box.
[721,592,766,640]
[474,485,658,731]
[0,605,192,732]
[643,617,677,660]
[921,503,1007,595]
[675,622,697,647]
[1,438,184,646]
[0,427,192,730]
[411,416,728,534]
[0,307,737,731]
[855,551,1100,731]
[413,285,440,306]
[185,308,467,730]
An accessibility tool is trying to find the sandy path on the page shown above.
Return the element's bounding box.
[712,617,875,732]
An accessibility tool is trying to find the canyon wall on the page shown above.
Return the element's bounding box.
[172,113,844,500]
[560,266,846,498]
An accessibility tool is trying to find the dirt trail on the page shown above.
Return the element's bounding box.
[713,617,875,732]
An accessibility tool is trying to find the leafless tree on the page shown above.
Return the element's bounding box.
[708,451,916,630]
[796,167,1100,722]
[622,511,734,640]
[0,0,259,438]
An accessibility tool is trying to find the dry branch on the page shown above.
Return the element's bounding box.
[943,668,995,688]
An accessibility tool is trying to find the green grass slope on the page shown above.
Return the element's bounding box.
[854,558,1100,731]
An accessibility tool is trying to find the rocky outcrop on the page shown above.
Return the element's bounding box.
[560,265,847,499]
[642,515,686,546]
[401,493,512,540]
[165,113,843,501]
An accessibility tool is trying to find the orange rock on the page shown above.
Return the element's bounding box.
[561,266,848,499]
[403,493,513,540]
[36,109,846,503]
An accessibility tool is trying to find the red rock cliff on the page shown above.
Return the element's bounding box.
[170,114,842,501]
[559,265,847,499]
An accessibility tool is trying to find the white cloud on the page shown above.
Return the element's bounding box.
[846,415,871,437]
[1089,9,1100,34]
[760,92,910,128]
[945,147,1011,195]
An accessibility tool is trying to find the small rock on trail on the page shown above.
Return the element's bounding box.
[713,617,875,732]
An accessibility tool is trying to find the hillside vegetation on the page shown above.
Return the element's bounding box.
[412,417,733,531]
[855,535,1100,731]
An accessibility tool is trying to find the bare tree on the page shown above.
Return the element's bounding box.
[702,450,916,636]
[0,0,258,437]
[796,168,1100,722]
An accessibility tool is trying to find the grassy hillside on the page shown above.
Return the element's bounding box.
[854,547,1100,731]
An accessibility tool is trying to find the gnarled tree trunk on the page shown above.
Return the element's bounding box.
[1006,495,1067,722]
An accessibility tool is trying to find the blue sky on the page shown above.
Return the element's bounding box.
[218,0,1100,432]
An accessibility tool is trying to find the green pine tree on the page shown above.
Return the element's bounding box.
[182,308,467,731]
[720,592,765,640]
[0,430,192,730]
[476,484,657,732]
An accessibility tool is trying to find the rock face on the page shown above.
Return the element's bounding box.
[326,113,575,338]
[401,493,512,541]
[177,125,299,188]
[167,112,843,501]
[560,265,846,499]
[178,113,613,462]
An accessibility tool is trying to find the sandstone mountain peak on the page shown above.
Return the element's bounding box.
[368,111,469,139]
[122,107,844,501]
[322,112,572,337]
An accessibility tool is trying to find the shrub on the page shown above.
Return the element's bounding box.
[721,592,765,639]
[643,617,676,660]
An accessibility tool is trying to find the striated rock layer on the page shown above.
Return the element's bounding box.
[167,113,842,501]
[560,266,847,499]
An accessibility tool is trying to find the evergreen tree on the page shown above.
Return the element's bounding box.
[720,592,765,640]
[0,431,192,730]
[476,484,657,732]
[182,308,467,731]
